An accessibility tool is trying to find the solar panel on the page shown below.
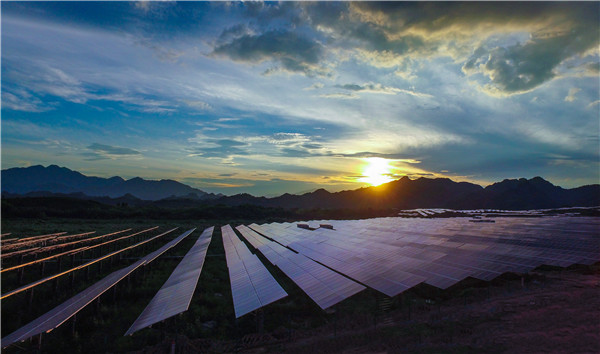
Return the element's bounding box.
[2,228,197,348]
[238,225,365,309]
[252,216,599,296]
[221,225,287,318]
[125,227,213,335]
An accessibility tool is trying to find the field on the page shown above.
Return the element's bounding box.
[1,217,598,353]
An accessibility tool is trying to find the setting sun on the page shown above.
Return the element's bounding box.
[359,157,395,186]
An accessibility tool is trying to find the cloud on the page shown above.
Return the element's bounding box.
[279,148,314,158]
[333,151,421,163]
[266,132,311,145]
[334,83,432,97]
[307,2,600,95]
[301,143,323,150]
[187,137,250,159]
[585,62,600,74]
[133,36,184,63]
[212,29,326,76]
[1,90,52,112]
[319,93,359,100]
[217,117,240,122]
[85,143,141,160]
[183,100,212,110]
[564,88,581,102]
[4,58,177,114]
[304,83,324,90]
[465,30,597,95]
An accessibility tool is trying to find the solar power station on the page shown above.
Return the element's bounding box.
[2,215,598,350]
[126,227,214,335]
[222,225,287,318]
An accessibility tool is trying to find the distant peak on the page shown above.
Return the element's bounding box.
[311,188,330,195]
[530,176,550,183]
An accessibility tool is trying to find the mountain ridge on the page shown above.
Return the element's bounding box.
[1,165,598,210]
[1,165,222,201]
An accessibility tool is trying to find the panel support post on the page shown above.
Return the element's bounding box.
[72,314,77,336]
[257,309,264,334]
[334,308,337,338]
[28,288,35,312]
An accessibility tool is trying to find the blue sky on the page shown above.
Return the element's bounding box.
[2,1,599,196]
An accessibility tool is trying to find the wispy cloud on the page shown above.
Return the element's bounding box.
[319,93,359,100]
[564,88,581,102]
[84,143,142,161]
[334,83,432,98]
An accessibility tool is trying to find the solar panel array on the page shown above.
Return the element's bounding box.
[237,225,365,309]
[1,227,172,300]
[221,225,287,318]
[1,228,146,273]
[126,227,214,335]
[2,228,197,348]
[249,216,599,296]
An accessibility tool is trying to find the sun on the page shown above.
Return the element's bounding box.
[359,157,395,186]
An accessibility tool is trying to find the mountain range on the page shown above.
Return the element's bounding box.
[1,165,221,201]
[2,165,599,210]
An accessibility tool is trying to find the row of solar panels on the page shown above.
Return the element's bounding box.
[2,227,209,347]
[221,225,287,318]
[1,227,157,273]
[398,208,600,217]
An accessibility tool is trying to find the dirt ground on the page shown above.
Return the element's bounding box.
[277,269,600,354]
[136,267,599,354]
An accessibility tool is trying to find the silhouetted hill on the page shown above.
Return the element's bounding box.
[467,177,600,210]
[211,176,598,210]
[1,165,219,201]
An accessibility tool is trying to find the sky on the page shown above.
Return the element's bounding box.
[1,1,599,196]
